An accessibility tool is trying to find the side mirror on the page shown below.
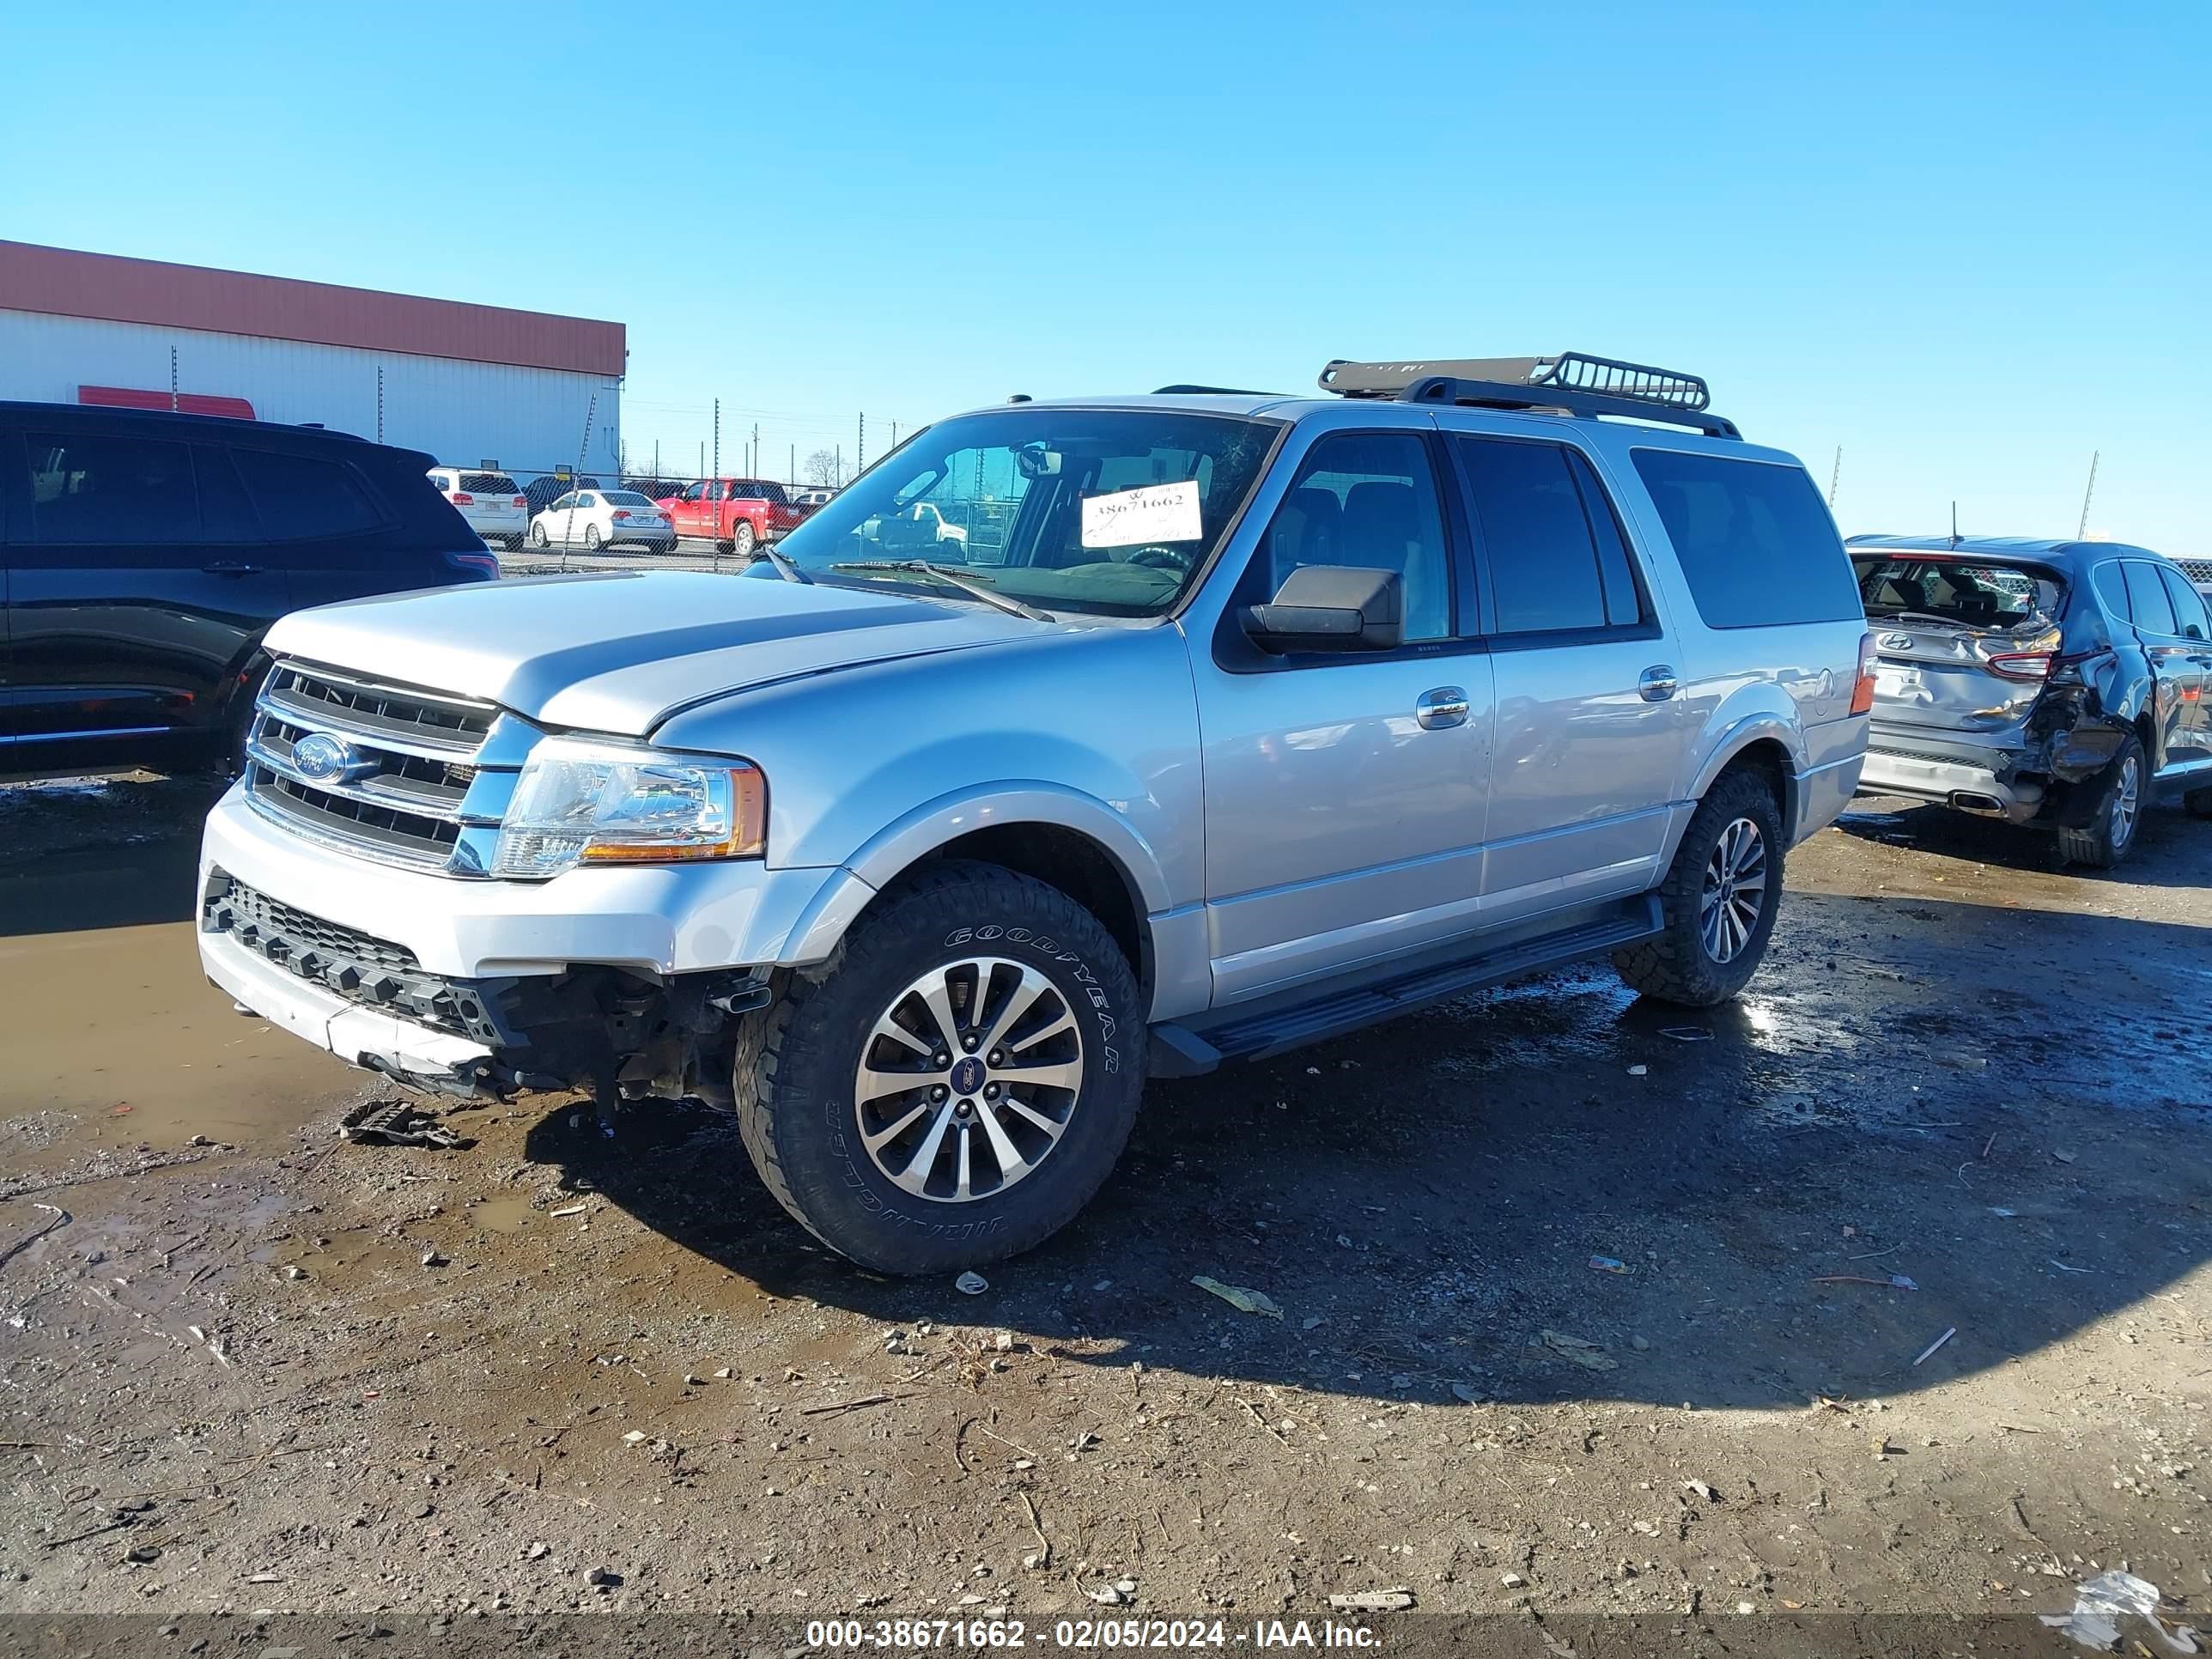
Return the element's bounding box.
[1242,565,1403,653]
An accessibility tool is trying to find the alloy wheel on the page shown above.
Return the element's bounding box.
[2111,755,2141,849]
[1698,817,1768,964]
[851,957,1083,1203]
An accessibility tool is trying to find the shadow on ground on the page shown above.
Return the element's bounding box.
[530,862,2212,1415]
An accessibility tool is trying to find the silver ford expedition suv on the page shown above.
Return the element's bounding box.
[199,353,1873,1273]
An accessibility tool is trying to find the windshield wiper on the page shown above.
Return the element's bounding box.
[757,543,811,584]
[830,560,1054,623]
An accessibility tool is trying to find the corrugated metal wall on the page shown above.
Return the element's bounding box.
[0,312,623,477]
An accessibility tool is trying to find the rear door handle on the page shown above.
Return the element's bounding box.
[202,561,262,575]
[1638,665,1680,702]
[1416,686,1470,729]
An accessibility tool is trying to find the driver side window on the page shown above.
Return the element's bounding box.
[1257,432,1452,642]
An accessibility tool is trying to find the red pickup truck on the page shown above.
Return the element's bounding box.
[653,478,810,556]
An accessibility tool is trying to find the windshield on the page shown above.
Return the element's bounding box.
[772,407,1283,617]
[1852,556,2064,629]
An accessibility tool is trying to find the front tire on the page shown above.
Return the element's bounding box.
[2058,733,2145,870]
[737,861,1145,1274]
[1613,769,1785,1007]
[527,524,548,548]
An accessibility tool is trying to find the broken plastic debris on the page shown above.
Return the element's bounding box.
[1659,1027,1713,1042]
[2039,1570,2196,1653]
[1539,1329,1618,1371]
[1191,1275,1281,1318]
[955,1271,988,1295]
[1328,1590,1415,1612]
[1589,1255,1632,1275]
[340,1099,470,1150]
[1911,1327,1957,1367]
[1810,1273,1917,1291]
[1626,1065,1649,1077]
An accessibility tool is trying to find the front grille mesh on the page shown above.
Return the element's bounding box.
[241,661,532,874]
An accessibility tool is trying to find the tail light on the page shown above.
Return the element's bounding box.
[611,509,631,521]
[446,550,501,580]
[512,495,527,508]
[1850,631,1878,714]
[450,491,475,506]
[1984,651,2054,682]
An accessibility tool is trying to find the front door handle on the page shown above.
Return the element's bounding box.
[202,561,262,575]
[1416,686,1470,729]
[1638,665,1680,702]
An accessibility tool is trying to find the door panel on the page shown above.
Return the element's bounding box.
[2120,561,2200,772]
[6,427,288,744]
[2149,565,2211,769]
[1448,433,1690,920]
[1196,654,1495,1001]
[1482,641,1686,921]
[1194,427,1491,1004]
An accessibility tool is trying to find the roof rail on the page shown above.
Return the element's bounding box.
[1317,352,1739,440]
[1152,383,1266,396]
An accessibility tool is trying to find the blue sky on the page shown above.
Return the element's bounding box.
[7,2,2207,548]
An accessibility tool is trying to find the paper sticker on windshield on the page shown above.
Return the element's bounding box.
[1080,480,1202,549]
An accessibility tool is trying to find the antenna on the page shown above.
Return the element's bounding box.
[1949,501,1960,548]
[2077,450,2100,540]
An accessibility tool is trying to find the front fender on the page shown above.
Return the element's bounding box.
[841,781,1174,915]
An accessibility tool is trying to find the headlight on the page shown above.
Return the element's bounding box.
[493,738,766,878]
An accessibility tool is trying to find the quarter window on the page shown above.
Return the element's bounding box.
[1260,432,1452,641]
[1632,448,1859,629]
[2092,562,2131,619]
[2122,561,2178,635]
[231,449,382,539]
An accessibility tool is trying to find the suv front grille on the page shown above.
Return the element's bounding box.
[241,661,536,876]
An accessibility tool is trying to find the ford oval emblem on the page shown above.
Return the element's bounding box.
[291,732,364,783]
[1880,632,1913,651]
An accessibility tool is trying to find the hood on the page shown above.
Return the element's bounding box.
[264,570,1049,736]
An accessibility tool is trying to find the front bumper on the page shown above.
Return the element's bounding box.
[198,781,872,1087]
[201,781,860,980]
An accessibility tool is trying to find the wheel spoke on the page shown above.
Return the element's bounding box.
[916,973,963,1054]
[994,1093,1068,1139]
[861,1096,935,1154]
[855,1062,933,1105]
[1006,1010,1077,1055]
[996,1056,1085,1094]
[955,1121,975,1201]
[888,1103,957,1194]
[973,1098,1031,1185]
[869,1014,933,1060]
[976,967,1050,1054]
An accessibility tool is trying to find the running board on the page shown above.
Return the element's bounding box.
[1147,898,1662,1079]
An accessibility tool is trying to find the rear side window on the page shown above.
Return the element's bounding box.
[24,429,200,544]
[232,448,384,539]
[2092,562,2131,618]
[1632,449,1859,629]
[2158,567,2209,641]
[2122,561,2178,635]
[1455,437,1644,635]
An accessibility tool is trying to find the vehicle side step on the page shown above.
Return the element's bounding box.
[1146,898,1662,1079]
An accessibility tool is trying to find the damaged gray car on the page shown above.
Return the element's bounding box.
[1850,535,2212,868]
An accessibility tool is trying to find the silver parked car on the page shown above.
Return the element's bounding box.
[198,352,1872,1272]
[1851,535,2212,866]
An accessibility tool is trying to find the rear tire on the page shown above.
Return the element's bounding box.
[732,521,757,560]
[2057,734,2145,870]
[584,525,602,550]
[1613,769,1785,1007]
[737,860,1145,1274]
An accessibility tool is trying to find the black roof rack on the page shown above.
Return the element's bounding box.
[1152,383,1266,396]
[1317,352,1739,440]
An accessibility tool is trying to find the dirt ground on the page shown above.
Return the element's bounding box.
[2,773,2207,1650]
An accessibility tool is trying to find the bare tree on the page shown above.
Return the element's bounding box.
[803,448,839,487]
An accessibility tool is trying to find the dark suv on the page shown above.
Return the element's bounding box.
[1,403,497,778]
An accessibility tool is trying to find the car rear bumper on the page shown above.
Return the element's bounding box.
[1857,744,2045,823]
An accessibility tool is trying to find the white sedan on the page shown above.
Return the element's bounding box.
[526,489,675,553]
